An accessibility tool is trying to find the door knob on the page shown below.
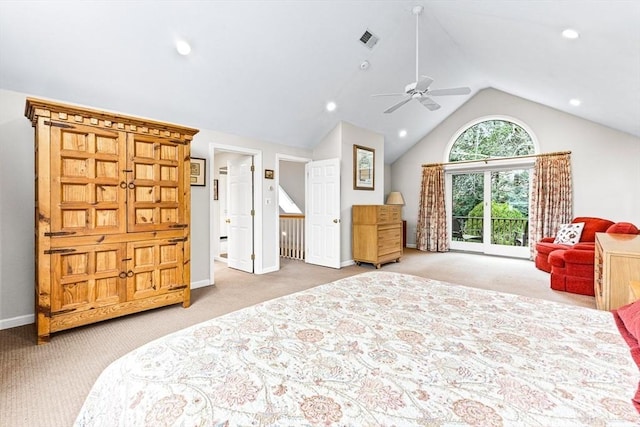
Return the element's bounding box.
[225,219,231,223]
[333,219,340,223]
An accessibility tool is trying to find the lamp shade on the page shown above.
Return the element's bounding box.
[386,191,405,205]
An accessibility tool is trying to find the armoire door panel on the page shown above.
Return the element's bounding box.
[127,239,184,300]
[50,123,127,235]
[127,134,185,232]
[51,243,125,313]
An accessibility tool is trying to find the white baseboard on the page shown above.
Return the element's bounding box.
[191,279,212,290]
[341,259,356,268]
[260,265,278,274]
[0,314,34,330]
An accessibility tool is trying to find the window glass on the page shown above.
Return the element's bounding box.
[449,120,534,162]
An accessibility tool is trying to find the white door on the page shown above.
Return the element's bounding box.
[218,172,228,238]
[447,167,531,258]
[305,158,341,268]
[227,155,254,272]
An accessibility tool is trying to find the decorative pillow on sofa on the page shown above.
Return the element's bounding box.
[553,222,585,245]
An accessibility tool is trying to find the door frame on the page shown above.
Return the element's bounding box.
[208,143,263,284]
[274,154,312,271]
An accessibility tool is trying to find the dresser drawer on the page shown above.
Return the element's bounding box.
[377,206,401,223]
[378,226,402,255]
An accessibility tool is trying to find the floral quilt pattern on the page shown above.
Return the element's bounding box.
[75,272,639,426]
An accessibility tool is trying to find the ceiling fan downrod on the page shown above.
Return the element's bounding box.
[413,5,423,83]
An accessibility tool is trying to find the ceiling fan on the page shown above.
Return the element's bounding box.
[373,5,471,114]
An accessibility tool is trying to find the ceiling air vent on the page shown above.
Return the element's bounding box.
[359,29,379,50]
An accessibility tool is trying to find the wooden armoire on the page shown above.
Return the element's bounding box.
[25,98,199,344]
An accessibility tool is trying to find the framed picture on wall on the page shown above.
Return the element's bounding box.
[353,144,375,190]
[190,157,206,186]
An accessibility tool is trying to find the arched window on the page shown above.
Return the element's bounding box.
[446,119,535,258]
[449,119,535,162]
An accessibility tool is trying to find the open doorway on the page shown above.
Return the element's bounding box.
[209,143,263,285]
[275,154,310,270]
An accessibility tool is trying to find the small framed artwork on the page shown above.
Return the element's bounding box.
[353,144,375,190]
[265,169,274,179]
[213,179,219,200]
[190,157,206,186]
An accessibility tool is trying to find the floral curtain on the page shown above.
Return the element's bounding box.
[529,152,573,258]
[417,164,448,252]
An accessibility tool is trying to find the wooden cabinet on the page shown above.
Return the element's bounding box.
[352,205,402,269]
[594,233,640,311]
[26,98,198,343]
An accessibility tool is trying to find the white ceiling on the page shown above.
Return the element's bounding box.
[1,1,638,163]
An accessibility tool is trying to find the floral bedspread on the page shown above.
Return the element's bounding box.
[75,271,639,426]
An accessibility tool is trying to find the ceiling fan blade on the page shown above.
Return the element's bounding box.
[414,75,434,92]
[428,87,471,96]
[371,93,406,97]
[419,97,441,111]
[384,96,412,114]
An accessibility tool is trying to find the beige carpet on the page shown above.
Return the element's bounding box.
[0,249,595,426]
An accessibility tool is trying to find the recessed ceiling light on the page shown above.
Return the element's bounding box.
[326,101,337,112]
[398,129,407,138]
[562,28,579,39]
[569,98,581,106]
[176,40,191,56]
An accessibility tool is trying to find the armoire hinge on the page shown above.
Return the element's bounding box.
[168,237,188,243]
[44,248,76,255]
[251,253,255,261]
[250,165,255,172]
[44,121,75,129]
[44,231,76,237]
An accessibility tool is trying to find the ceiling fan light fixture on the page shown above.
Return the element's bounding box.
[562,28,580,39]
[326,101,337,112]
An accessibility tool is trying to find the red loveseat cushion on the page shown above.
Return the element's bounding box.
[608,222,639,235]
[573,216,615,241]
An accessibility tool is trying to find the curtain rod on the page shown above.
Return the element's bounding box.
[421,151,571,168]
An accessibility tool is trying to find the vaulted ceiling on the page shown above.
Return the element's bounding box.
[1,1,638,163]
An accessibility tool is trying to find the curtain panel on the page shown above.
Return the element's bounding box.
[529,153,573,258]
[417,164,448,252]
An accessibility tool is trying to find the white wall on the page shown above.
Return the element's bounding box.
[0,89,34,327]
[339,122,385,262]
[391,88,640,246]
[279,161,305,211]
[313,123,341,160]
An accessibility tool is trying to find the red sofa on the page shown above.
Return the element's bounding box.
[534,217,614,273]
[548,222,639,296]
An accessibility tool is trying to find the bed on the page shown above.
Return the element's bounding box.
[75,271,639,426]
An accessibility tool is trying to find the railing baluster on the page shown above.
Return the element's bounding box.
[279,214,305,260]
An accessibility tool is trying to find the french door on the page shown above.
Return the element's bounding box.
[447,165,531,258]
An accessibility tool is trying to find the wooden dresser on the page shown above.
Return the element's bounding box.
[352,205,402,269]
[594,232,640,311]
[26,98,199,343]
